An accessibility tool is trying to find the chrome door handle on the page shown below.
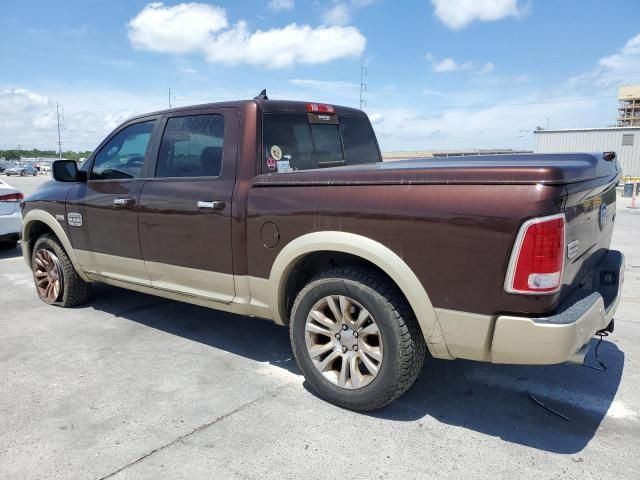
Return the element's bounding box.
[197,200,225,210]
[113,197,135,207]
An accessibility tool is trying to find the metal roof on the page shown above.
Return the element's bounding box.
[534,126,640,134]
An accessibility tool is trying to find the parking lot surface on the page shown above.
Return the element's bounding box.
[1,175,639,479]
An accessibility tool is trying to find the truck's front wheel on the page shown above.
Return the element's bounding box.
[290,268,425,411]
[31,235,91,307]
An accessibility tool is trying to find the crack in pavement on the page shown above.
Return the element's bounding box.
[97,381,297,480]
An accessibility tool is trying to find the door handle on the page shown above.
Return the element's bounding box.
[113,197,135,207]
[197,200,225,210]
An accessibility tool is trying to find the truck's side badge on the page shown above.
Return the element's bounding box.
[567,240,579,259]
[55,214,65,222]
[68,213,83,227]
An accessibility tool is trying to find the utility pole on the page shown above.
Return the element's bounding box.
[359,64,367,111]
[56,102,64,159]
[169,87,173,108]
[16,144,22,160]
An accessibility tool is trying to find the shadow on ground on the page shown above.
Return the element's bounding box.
[89,283,624,455]
[0,244,22,259]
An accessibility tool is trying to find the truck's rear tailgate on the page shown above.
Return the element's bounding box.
[562,178,619,307]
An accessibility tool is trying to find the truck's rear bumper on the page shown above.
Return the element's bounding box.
[490,250,624,365]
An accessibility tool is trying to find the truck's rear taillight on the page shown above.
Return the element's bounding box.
[306,103,335,114]
[505,213,565,294]
[0,192,23,202]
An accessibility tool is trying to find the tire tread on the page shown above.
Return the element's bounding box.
[290,266,426,411]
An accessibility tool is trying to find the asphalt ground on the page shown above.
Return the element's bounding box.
[1,174,639,479]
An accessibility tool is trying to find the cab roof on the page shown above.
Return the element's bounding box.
[130,99,366,122]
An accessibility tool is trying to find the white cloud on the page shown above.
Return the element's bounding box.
[128,2,365,68]
[268,0,294,11]
[478,61,495,74]
[321,0,377,27]
[426,54,492,73]
[431,0,524,30]
[368,112,384,124]
[598,33,640,76]
[0,88,49,113]
[202,22,365,68]
[323,4,351,26]
[432,58,472,72]
[128,2,228,54]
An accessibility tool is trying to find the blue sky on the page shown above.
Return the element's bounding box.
[1,0,640,152]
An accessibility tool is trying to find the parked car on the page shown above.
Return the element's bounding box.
[5,164,39,177]
[0,178,23,249]
[20,95,624,411]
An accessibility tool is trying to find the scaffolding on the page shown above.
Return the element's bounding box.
[618,85,640,127]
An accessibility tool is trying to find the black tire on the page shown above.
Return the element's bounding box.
[20,170,25,177]
[290,267,426,411]
[31,234,91,307]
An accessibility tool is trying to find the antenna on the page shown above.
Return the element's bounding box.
[56,102,64,159]
[169,87,173,108]
[359,64,367,110]
[254,89,268,100]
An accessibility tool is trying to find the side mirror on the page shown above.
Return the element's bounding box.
[52,160,87,182]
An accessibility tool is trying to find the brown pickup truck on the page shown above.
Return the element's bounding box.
[21,94,624,411]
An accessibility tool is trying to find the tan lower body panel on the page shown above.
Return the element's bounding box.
[435,308,495,361]
[491,297,608,365]
[76,250,274,321]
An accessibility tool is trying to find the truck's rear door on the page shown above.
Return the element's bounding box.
[138,108,239,303]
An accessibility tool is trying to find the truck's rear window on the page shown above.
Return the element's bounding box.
[262,113,380,173]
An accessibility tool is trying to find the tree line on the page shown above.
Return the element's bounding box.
[0,149,92,162]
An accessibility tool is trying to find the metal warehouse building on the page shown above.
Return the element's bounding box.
[534,127,640,177]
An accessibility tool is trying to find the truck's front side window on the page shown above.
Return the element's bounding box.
[262,113,380,173]
[91,121,156,180]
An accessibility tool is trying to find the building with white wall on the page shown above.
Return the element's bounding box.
[534,127,640,178]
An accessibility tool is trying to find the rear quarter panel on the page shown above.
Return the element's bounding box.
[247,181,565,316]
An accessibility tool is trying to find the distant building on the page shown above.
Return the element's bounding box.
[534,127,640,177]
[382,149,532,161]
[618,85,640,127]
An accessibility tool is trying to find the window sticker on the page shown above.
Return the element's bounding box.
[270,145,283,161]
[277,159,292,173]
[266,157,277,171]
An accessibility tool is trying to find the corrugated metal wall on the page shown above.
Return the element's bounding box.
[534,128,640,177]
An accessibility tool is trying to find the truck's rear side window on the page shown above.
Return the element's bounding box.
[262,113,380,173]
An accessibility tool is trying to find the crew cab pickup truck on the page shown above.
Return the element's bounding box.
[21,94,624,411]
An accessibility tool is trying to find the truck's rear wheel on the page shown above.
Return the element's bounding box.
[31,235,91,307]
[290,267,426,411]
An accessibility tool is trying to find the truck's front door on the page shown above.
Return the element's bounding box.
[67,118,159,284]
[138,108,238,302]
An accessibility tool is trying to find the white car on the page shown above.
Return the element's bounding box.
[0,179,22,249]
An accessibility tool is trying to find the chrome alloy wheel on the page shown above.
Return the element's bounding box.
[304,295,383,389]
[33,248,63,303]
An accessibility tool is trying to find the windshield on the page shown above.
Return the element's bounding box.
[262,113,380,173]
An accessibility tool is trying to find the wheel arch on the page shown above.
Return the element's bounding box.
[269,231,452,359]
[22,209,91,282]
